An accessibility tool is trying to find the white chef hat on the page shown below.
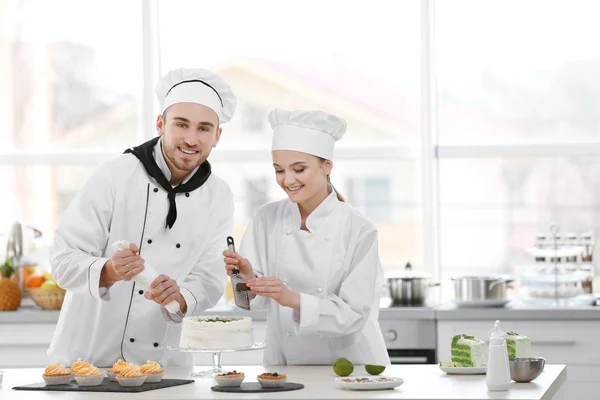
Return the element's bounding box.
[155,67,237,123]
[268,109,347,160]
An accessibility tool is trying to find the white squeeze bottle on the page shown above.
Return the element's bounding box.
[486,320,511,391]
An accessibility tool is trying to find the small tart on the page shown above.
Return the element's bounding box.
[44,362,72,377]
[140,360,164,374]
[257,372,286,380]
[217,370,244,378]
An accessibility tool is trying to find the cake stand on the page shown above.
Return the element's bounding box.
[166,342,266,377]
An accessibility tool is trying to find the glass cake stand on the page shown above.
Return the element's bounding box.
[166,342,266,377]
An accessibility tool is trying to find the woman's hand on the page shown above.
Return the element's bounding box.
[246,277,300,311]
[222,250,255,281]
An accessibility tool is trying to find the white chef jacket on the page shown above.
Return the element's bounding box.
[240,189,390,366]
[47,138,233,367]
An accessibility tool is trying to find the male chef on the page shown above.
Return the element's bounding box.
[47,67,237,367]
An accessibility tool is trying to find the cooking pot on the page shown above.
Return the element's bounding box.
[387,263,439,306]
[451,275,513,304]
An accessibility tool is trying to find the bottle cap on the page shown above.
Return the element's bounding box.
[489,320,505,345]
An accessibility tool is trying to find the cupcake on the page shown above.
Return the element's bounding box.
[43,362,73,385]
[214,370,245,387]
[70,359,92,374]
[116,364,147,387]
[140,361,164,383]
[107,359,134,382]
[257,372,287,388]
[73,363,104,387]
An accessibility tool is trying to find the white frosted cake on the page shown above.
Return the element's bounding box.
[179,316,254,350]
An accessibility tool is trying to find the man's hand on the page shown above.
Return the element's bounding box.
[146,274,187,313]
[100,243,144,287]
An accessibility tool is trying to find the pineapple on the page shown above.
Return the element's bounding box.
[0,257,22,311]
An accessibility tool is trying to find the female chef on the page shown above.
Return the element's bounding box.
[223,109,390,366]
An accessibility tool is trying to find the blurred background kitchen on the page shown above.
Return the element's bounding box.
[1,1,600,394]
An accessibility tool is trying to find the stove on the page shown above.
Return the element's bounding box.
[378,299,437,364]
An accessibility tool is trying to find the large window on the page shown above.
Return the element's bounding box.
[436,0,600,145]
[0,0,143,263]
[158,0,423,273]
[435,0,600,297]
[2,0,600,302]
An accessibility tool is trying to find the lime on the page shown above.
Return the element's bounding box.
[333,358,354,377]
[365,364,386,375]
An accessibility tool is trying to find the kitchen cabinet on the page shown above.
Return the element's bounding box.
[437,319,600,400]
[0,323,57,368]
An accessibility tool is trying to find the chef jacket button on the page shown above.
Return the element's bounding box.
[153,188,159,193]
[130,338,135,343]
[317,287,324,293]
[139,290,144,295]
[185,192,190,197]
[176,243,181,248]
[147,239,152,244]
[324,236,330,241]
[285,231,291,235]
[286,332,292,337]
[153,342,159,347]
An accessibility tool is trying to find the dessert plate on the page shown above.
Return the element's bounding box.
[335,376,404,390]
[438,365,486,375]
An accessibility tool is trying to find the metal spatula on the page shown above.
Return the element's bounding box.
[227,236,250,310]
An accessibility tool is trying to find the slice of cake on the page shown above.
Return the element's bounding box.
[504,331,532,359]
[451,334,487,367]
[179,315,254,350]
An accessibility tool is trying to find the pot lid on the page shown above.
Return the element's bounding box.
[387,263,431,279]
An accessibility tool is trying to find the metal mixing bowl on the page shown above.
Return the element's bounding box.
[509,357,546,382]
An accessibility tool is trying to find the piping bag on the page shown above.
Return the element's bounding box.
[112,240,181,315]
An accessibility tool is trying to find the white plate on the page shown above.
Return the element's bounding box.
[454,299,510,308]
[438,365,487,375]
[335,376,404,390]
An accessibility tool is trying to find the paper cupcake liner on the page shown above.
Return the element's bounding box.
[74,375,105,386]
[143,372,164,383]
[43,374,72,385]
[257,376,287,388]
[214,375,245,387]
[117,375,147,387]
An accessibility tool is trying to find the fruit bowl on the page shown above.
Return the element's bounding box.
[27,287,66,310]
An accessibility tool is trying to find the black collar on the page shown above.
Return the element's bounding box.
[124,137,211,229]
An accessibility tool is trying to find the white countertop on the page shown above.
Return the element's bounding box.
[0,364,566,400]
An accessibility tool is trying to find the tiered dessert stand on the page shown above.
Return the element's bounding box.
[167,342,267,377]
